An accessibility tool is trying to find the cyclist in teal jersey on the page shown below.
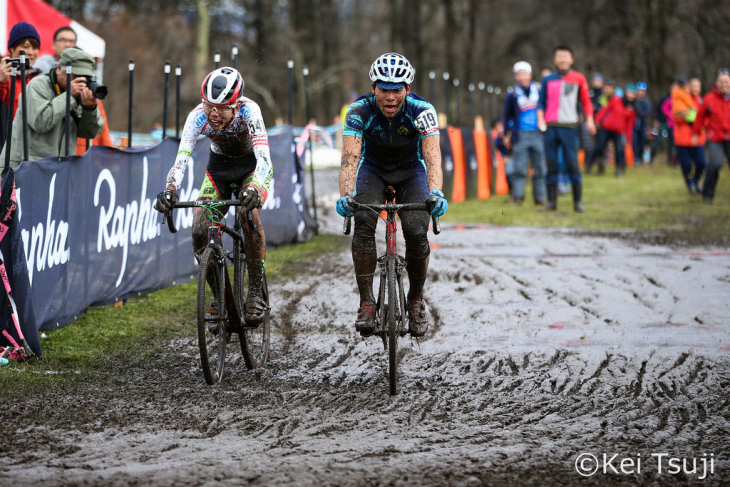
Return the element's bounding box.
[336,53,447,338]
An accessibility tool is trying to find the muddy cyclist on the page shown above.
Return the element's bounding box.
[154,67,273,328]
[337,52,448,338]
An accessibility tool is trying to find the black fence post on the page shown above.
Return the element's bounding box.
[232,45,238,70]
[4,62,17,170]
[469,83,476,127]
[443,72,450,123]
[494,87,502,122]
[478,82,485,121]
[287,59,294,126]
[65,61,72,156]
[453,78,460,127]
[163,61,170,140]
[175,64,181,138]
[303,64,317,226]
[128,59,135,147]
[214,51,220,69]
[19,50,28,161]
[429,71,436,105]
[487,85,494,124]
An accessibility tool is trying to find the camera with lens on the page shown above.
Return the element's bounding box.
[83,77,107,100]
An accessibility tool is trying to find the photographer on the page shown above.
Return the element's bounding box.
[0,48,103,167]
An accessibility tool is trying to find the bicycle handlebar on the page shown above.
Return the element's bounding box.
[162,199,254,234]
[342,200,441,236]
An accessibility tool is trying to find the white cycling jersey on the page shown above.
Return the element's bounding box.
[165,96,273,197]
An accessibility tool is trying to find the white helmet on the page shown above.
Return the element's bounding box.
[369,53,415,87]
[200,67,244,105]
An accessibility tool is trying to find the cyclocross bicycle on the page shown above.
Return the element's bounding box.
[343,186,441,395]
[163,196,270,384]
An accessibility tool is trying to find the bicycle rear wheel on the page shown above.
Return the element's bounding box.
[387,258,399,395]
[197,246,227,385]
[240,264,271,369]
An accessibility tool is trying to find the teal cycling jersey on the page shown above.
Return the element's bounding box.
[343,92,439,170]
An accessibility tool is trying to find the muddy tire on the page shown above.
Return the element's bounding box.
[240,266,271,370]
[387,258,398,395]
[197,246,227,385]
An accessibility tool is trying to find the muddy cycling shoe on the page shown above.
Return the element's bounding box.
[408,299,429,337]
[355,301,377,336]
[244,292,267,326]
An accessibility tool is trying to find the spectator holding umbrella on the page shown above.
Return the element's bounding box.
[693,69,730,204]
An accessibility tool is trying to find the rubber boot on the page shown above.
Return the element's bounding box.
[406,257,430,336]
[353,251,377,334]
[572,183,586,213]
[540,184,558,211]
[244,258,266,325]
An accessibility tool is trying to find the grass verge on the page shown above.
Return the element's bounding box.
[446,163,730,246]
[0,234,350,395]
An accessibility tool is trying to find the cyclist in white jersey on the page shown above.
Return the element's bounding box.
[154,67,273,326]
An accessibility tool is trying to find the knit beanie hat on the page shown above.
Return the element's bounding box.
[7,22,40,51]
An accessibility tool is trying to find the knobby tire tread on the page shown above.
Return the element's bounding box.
[387,258,398,395]
[197,246,226,385]
[240,266,271,370]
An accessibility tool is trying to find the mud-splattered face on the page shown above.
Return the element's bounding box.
[371,84,410,118]
[203,101,239,130]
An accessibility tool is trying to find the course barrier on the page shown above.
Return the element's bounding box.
[439,126,500,201]
[1,127,316,336]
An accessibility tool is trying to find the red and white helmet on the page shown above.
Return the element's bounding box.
[200,67,244,105]
[369,53,415,87]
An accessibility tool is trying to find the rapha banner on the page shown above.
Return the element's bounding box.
[14,129,315,331]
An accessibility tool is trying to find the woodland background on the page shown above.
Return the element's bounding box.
[46,0,730,132]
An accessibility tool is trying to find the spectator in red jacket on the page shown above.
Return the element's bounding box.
[693,69,730,204]
[587,81,636,176]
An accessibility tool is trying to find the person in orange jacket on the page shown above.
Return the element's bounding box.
[672,77,706,193]
[76,99,113,154]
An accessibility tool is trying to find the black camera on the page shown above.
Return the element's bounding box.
[83,77,107,100]
[4,57,31,70]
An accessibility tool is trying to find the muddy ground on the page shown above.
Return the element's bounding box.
[1,169,730,486]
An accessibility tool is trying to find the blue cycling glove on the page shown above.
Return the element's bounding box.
[336,195,354,217]
[429,189,448,217]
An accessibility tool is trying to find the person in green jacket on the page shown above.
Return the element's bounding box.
[0,47,103,167]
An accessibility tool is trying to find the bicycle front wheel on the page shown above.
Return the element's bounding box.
[240,266,271,370]
[387,258,399,396]
[197,246,227,385]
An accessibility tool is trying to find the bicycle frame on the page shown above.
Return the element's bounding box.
[164,199,251,319]
[343,188,440,394]
[343,191,440,338]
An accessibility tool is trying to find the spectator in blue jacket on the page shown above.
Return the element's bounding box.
[633,81,652,165]
[502,61,546,205]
